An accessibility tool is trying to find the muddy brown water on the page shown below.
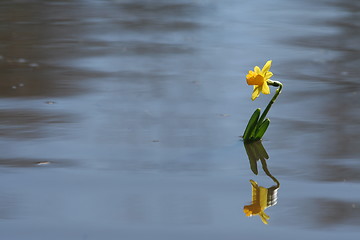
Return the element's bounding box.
[0,0,359,239]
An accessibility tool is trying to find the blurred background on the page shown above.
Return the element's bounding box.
[0,0,359,239]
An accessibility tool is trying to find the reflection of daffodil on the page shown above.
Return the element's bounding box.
[246,60,273,100]
[243,180,271,224]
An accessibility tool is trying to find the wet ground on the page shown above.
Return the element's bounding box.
[0,0,360,239]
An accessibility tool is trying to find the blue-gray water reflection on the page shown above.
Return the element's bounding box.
[243,141,280,225]
[0,0,360,239]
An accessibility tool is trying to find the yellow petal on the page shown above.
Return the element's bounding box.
[265,71,273,79]
[261,82,270,95]
[262,60,272,73]
[251,86,261,101]
[254,66,261,74]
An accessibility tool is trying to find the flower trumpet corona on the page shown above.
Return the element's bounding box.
[242,60,283,143]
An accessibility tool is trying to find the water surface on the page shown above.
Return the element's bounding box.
[0,0,359,239]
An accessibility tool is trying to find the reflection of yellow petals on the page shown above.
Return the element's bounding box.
[260,212,270,224]
[250,180,258,187]
[244,203,261,216]
[245,60,273,100]
[243,208,252,216]
[259,187,268,209]
[262,212,270,220]
[244,180,273,224]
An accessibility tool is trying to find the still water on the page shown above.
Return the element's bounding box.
[0,0,359,239]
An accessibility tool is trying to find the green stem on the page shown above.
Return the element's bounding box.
[257,80,283,125]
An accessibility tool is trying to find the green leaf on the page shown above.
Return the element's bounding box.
[254,118,270,141]
[243,108,261,143]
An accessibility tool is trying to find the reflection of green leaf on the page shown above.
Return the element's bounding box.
[243,108,260,143]
[243,141,280,187]
[244,143,258,174]
[244,141,270,175]
[254,118,270,141]
[254,141,269,160]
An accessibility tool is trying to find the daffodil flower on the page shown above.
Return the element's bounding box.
[242,60,283,142]
[246,60,273,100]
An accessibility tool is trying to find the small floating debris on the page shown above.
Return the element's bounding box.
[17,58,27,63]
[191,80,201,86]
[29,63,39,68]
[152,139,160,142]
[45,101,56,104]
[36,161,50,166]
[218,113,230,117]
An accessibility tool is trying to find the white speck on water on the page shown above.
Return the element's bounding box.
[45,101,56,104]
[17,58,27,63]
[29,63,39,68]
[36,161,50,166]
